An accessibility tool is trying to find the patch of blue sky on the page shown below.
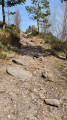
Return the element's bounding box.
[0,0,65,32]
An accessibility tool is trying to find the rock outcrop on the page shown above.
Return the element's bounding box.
[26,25,37,33]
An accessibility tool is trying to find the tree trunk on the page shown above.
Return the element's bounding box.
[61,1,67,41]
[37,19,39,33]
[2,0,5,29]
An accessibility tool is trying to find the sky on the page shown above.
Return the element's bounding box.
[0,0,65,32]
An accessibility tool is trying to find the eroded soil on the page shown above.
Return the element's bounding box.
[0,34,67,120]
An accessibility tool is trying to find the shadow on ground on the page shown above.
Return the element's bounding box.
[15,43,66,60]
[15,43,51,58]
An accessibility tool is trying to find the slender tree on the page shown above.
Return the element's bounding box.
[14,9,22,28]
[60,0,67,41]
[0,0,5,29]
[61,0,67,59]
[26,0,50,33]
[0,0,26,29]
[2,0,5,29]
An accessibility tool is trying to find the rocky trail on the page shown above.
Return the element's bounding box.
[0,33,67,120]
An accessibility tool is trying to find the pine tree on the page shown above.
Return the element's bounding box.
[0,0,26,29]
[26,0,50,33]
[7,0,26,7]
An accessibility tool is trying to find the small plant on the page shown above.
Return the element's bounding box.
[51,39,67,52]
[0,52,8,59]
[5,28,13,32]
[50,49,57,56]
[31,31,39,36]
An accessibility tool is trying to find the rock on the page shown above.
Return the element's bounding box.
[33,54,39,58]
[22,34,28,38]
[42,74,53,82]
[26,25,37,33]
[8,54,15,58]
[38,57,43,61]
[0,77,3,80]
[32,25,37,32]
[6,66,32,79]
[45,40,49,44]
[41,72,54,82]
[8,114,11,119]
[0,89,6,93]
[44,99,60,107]
[31,39,35,42]
[27,34,32,38]
[42,73,46,78]
[43,116,55,120]
[12,59,26,66]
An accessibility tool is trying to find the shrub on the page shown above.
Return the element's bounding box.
[31,31,39,36]
[44,48,57,56]
[50,49,57,56]
[10,27,20,47]
[0,30,9,45]
[51,39,66,52]
[51,39,67,59]
[0,52,8,59]
[0,26,20,47]
[5,28,13,32]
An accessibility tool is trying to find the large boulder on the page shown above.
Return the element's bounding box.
[6,66,32,79]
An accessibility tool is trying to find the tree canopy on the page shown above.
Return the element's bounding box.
[0,0,26,29]
[0,0,26,6]
[7,0,26,7]
[26,0,50,33]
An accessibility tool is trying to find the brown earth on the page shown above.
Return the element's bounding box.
[0,33,67,120]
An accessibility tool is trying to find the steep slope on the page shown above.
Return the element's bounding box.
[0,32,67,120]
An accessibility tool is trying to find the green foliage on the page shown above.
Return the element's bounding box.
[43,48,57,56]
[5,28,13,32]
[7,0,26,6]
[34,32,67,59]
[31,31,39,36]
[51,39,67,52]
[37,33,53,42]
[26,0,50,32]
[38,33,47,39]
[0,0,26,29]
[0,52,8,59]
[0,0,26,6]
[39,33,67,53]
[50,49,57,56]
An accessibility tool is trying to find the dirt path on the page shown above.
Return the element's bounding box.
[0,34,67,120]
